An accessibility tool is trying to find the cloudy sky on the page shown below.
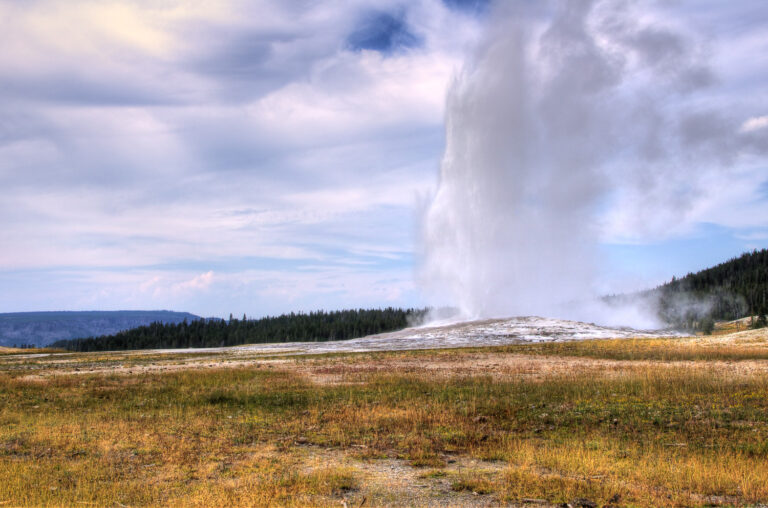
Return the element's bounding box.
[1,0,767,318]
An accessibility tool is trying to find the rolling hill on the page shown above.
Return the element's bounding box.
[613,248,768,330]
[0,310,200,347]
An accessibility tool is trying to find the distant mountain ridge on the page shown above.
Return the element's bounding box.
[0,310,200,347]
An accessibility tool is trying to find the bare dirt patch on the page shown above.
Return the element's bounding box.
[294,446,517,507]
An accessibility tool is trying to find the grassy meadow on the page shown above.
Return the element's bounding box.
[2,333,768,506]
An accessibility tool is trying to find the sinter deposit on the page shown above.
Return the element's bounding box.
[228,317,677,355]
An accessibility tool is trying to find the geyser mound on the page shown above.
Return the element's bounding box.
[231,316,677,355]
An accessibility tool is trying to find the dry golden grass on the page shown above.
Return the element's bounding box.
[0,347,64,356]
[509,332,768,362]
[2,334,768,506]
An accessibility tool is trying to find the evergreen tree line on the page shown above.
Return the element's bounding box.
[52,307,427,352]
[618,248,768,331]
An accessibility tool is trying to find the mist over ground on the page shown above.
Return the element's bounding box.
[420,0,768,328]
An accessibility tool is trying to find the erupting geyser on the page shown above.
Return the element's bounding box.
[421,0,768,327]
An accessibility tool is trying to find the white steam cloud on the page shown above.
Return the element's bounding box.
[420,0,767,327]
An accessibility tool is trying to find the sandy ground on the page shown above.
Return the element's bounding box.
[697,325,768,344]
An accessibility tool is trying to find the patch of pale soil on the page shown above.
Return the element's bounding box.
[685,326,768,346]
[295,446,533,507]
[14,344,768,383]
[293,351,768,386]
[12,355,295,380]
[291,445,743,508]
[710,326,768,343]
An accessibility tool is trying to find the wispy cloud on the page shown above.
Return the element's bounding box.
[1,0,766,317]
[741,115,768,133]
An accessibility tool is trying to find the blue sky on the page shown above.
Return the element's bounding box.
[0,0,767,318]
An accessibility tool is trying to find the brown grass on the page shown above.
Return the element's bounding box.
[2,334,768,506]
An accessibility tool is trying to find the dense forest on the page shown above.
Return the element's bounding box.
[52,308,427,352]
[622,248,768,331]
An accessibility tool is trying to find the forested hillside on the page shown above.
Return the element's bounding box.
[648,248,768,329]
[52,308,427,352]
[0,311,200,347]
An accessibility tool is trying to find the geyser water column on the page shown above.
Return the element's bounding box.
[422,1,620,319]
[420,1,767,323]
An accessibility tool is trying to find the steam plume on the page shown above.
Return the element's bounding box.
[420,1,766,327]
